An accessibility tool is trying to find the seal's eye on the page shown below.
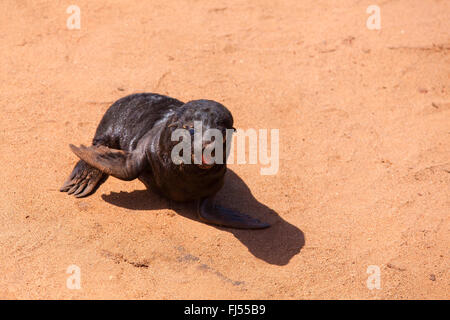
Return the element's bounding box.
[188,128,195,135]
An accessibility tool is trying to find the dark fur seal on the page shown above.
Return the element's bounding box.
[60,93,269,229]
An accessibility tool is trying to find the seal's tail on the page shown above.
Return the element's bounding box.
[60,160,108,198]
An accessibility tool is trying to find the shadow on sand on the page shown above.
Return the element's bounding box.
[102,170,304,266]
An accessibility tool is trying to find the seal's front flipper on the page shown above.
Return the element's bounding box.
[198,197,270,229]
[69,144,147,181]
[60,160,108,198]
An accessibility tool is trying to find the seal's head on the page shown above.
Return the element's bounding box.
[167,99,235,170]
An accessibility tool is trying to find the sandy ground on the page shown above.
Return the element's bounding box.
[0,0,449,299]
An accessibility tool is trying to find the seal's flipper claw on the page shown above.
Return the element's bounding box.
[198,199,270,229]
[69,144,146,181]
[60,160,108,198]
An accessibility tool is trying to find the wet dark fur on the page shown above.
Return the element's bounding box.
[62,93,234,201]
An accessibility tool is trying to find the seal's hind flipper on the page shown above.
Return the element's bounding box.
[69,144,147,181]
[60,160,108,198]
[198,198,270,229]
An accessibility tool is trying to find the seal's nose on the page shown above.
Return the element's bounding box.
[201,134,223,149]
[201,141,214,150]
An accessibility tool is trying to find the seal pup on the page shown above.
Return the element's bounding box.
[60,93,269,229]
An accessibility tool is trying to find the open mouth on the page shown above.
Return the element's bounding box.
[191,154,215,169]
[189,141,227,170]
